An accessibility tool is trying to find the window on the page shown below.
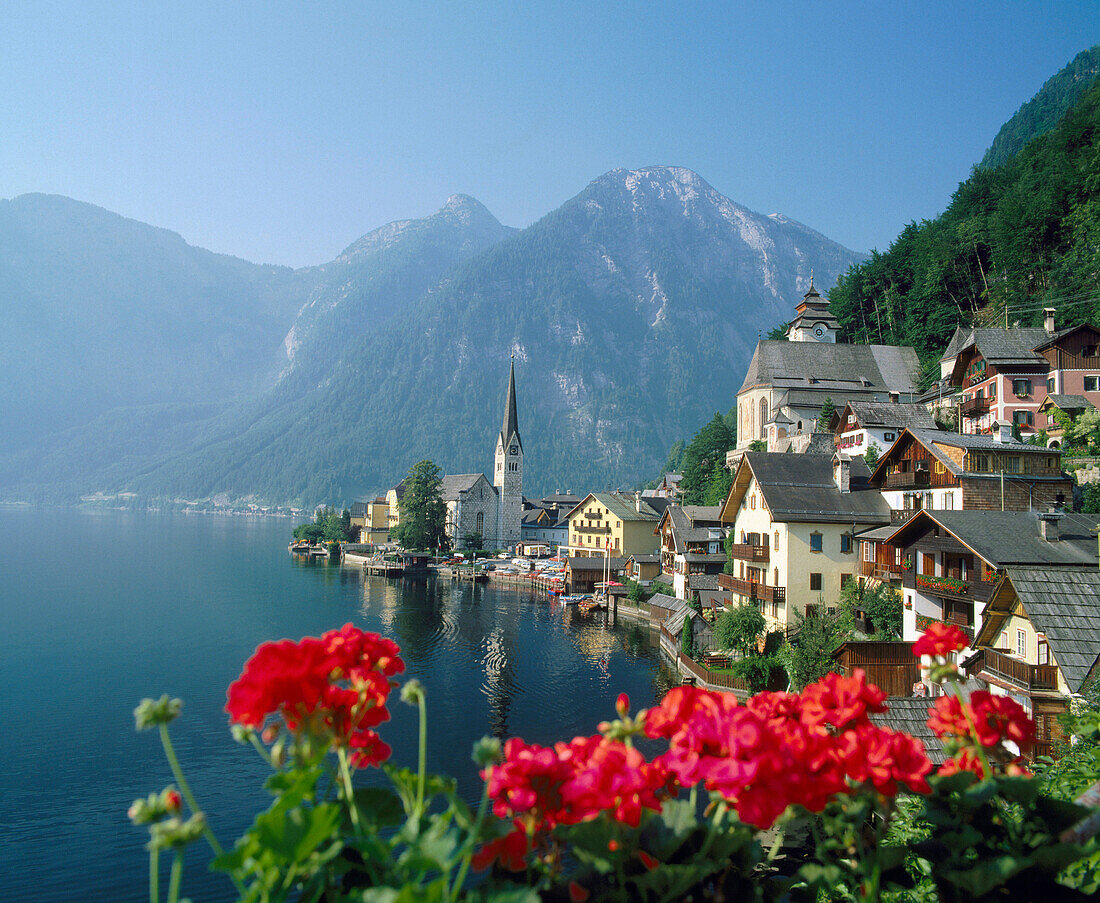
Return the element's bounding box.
[476,512,484,534]
[1084,345,1098,358]
[773,567,779,585]
[1038,640,1050,665]
[934,461,946,474]
[773,530,780,550]
[1000,632,1008,649]
[1013,410,1034,427]
[988,381,996,398]
[944,492,954,510]
[863,541,874,562]
[1016,629,1027,658]
[840,533,853,554]
[1004,456,1022,473]
[1013,378,1032,397]
[1086,375,1100,392]
[809,532,823,553]
[883,431,895,442]
[840,573,853,589]
[1047,377,1056,392]
[771,599,778,619]
[809,573,823,591]
[750,495,756,510]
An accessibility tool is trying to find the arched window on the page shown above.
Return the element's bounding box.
[759,398,768,439]
[476,512,484,534]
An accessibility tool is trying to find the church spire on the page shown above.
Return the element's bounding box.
[500,354,521,449]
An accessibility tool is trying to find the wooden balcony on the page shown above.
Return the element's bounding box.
[726,542,769,563]
[915,613,974,643]
[905,570,995,604]
[961,395,991,416]
[718,573,786,604]
[884,469,931,489]
[970,647,1059,692]
[574,524,610,535]
[860,560,903,581]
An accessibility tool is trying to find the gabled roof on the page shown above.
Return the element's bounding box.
[940,326,972,365]
[885,510,1098,568]
[1039,394,1094,414]
[833,401,938,433]
[738,341,922,396]
[949,328,1050,382]
[869,427,1058,483]
[565,556,627,572]
[659,504,725,550]
[724,452,890,525]
[689,574,723,591]
[978,566,1100,693]
[440,473,493,501]
[349,502,369,517]
[648,592,682,612]
[566,492,661,523]
[627,553,661,564]
[1031,322,1100,354]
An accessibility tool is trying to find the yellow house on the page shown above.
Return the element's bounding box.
[565,492,661,559]
[350,498,390,545]
[386,480,407,531]
[719,453,890,630]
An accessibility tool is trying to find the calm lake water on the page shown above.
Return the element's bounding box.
[0,509,673,902]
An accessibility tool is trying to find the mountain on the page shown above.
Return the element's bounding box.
[129,166,863,504]
[980,45,1100,169]
[0,194,316,458]
[0,194,516,502]
[830,78,1100,371]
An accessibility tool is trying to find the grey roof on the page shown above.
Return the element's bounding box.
[683,552,729,564]
[648,592,683,611]
[540,493,582,506]
[566,556,627,572]
[870,698,947,765]
[440,473,493,500]
[953,328,1050,368]
[567,492,661,523]
[1040,394,1094,413]
[741,452,891,525]
[940,326,972,364]
[840,401,938,431]
[739,341,922,396]
[500,357,521,450]
[664,505,725,551]
[995,566,1100,693]
[856,523,903,542]
[349,502,369,516]
[874,427,1061,482]
[886,510,1099,568]
[689,574,723,591]
[627,553,661,564]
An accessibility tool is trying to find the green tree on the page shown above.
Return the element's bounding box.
[392,460,449,552]
[679,413,735,504]
[782,604,845,691]
[840,580,902,639]
[460,531,483,551]
[747,439,767,452]
[714,602,766,659]
[817,397,836,431]
[703,459,734,506]
[863,441,881,468]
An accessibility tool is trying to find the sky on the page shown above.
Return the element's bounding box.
[2,1,1099,268]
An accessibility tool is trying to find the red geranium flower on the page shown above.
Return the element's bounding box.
[912,623,968,658]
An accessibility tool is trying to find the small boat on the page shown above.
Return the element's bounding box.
[577,598,607,614]
[559,594,592,606]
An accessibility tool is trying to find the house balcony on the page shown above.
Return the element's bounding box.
[860,560,903,581]
[884,470,930,489]
[905,571,994,605]
[718,573,786,605]
[573,525,611,535]
[969,647,1059,692]
[726,542,769,563]
[915,613,974,644]
[961,395,991,417]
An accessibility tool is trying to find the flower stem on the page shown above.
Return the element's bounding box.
[337,746,363,834]
[416,693,428,817]
[448,780,492,901]
[697,800,728,859]
[149,849,159,903]
[158,723,248,898]
[166,851,183,903]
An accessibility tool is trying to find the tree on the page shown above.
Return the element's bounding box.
[817,397,836,431]
[393,460,449,552]
[864,442,881,468]
[840,580,902,639]
[715,603,766,659]
[783,605,845,691]
[461,532,483,551]
[703,459,734,506]
[747,439,767,452]
[679,413,735,504]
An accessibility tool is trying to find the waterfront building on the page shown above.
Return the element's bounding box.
[492,356,524,547]
[441,473,498,549]
[349,498,390,544]
[565,492,661,559]
[654,504,727,600]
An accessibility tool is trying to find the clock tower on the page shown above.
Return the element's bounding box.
[493,355,523,547]
[785,274,839,343]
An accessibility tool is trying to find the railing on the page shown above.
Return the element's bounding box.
[962,395,991,416]
[718,573,786,605]
[726,542,769,563]
[971,647,1059,691]
[885,470,931,488]
[860,560,903,580]
[907,571,994,604]
[916,573,969,595]
[890,508,917,523]
[573,525,611,535]
[915,613,974,643]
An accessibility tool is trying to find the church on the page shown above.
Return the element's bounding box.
[439,357,524,550]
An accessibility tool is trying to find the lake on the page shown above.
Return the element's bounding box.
[0,509,673,902]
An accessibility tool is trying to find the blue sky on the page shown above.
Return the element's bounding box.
[3,1,1098,267]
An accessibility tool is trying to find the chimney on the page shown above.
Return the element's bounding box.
[635,490,642,513]
[1044,307,1056,335]
[993,420,1013,443]
[1038,510,1063,542]
[835,455,851,493]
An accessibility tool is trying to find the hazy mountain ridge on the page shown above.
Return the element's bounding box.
[127,166,863,504]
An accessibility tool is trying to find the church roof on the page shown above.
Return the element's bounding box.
[739,341,921,396]
[440,473,493,500]
[500,357,521,449]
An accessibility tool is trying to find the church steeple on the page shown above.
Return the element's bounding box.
[500,353,521,450]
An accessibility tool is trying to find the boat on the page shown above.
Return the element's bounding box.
[577,597,607,614]
[559,594,593,606]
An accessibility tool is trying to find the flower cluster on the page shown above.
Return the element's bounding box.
[928,690,1035,777]
[912,621,969,658]
[475,733,670,871]
[225,623,404,767]
[646,671,931,828]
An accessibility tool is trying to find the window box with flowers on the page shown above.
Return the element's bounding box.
[916,573,969,595]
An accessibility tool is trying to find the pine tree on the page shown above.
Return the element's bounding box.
[393,460,449,551]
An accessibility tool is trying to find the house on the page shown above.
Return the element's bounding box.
[868,426,1070,515]
[947,313,1100,438]
[1037,394,1096,448]
[565,555,627,594]
[736,281,922,450]
[654,504,727,599]
[441,473,498,549]
[565,492,662,559]
[385,479,407,531]
[644,473,683,500]
[970,565,1100,756]
[830,400,937,458]
[624,553,662,586]
[520,493,580,552]
[718,452,891,630]
[349,498,390,545]
[883,509,1098,669]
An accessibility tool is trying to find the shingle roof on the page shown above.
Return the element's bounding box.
[350,502,369,517]
[568,492,661,523]
[940,326,972,364]
[739,341,922,395]
[627,553,661,564]
[992,566,1100,693]
[689,574,723,591]
[955,328,1051,367]
[648,593,682,611]
[665,505,725,551]
[885,510,1099,568]
[870,698,947,765]
[741,453,891,525]
[1040,394,1094,413]
[566,556,627,572]
[874,427,1060,482]
[440,473,492,500]
[684,552,728,564]
[840,401,938,431]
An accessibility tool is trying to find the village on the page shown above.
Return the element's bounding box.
[324,279,1100,763]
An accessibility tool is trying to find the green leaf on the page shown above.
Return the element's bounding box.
[255,802,343,862]
[940,855,1029,895]
[354,786,405,827]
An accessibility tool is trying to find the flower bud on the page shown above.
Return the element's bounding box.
[162,788,182,814]
[230,724,253,744]
[134,695,183,731]
[399,679,424,706]
[616,693,630,718]
[472,736,503,768]
[147,813,206,851]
